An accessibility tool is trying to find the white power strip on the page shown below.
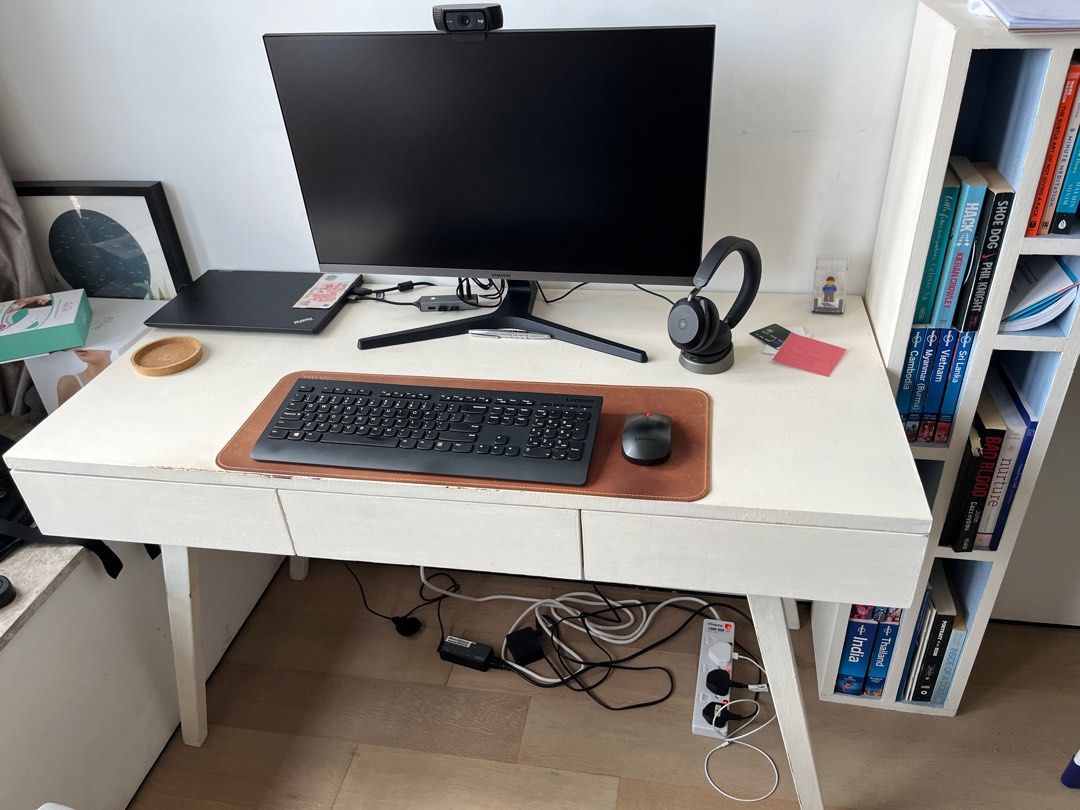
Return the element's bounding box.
[692,618,735,739]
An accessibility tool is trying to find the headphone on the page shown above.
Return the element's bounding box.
[667,236,762,374]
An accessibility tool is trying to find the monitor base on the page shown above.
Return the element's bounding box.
[356,281,648,363]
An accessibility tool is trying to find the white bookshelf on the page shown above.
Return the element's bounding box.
[812,0,1080,716]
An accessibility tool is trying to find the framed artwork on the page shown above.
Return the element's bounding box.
[14,181,192,300]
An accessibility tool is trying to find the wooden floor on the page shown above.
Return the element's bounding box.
[130,560,1079,809]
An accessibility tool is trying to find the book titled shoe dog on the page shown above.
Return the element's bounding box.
[0,290,92,363]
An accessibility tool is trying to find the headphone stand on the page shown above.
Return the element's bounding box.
[357,280,648,363]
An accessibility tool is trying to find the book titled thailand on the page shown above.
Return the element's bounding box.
[864,606,902,698]
[0,290,92,364]
[834,604,877,696]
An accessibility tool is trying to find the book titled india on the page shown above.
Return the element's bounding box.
[864,606,902,698]
[955,165,1014,333]
[914,169,961,324]
[895,326,926,431]
[834,605,877,696]
[935,331,974,445]
[905,328,938,441]
[1029,59,1080,236]
[919,328,957,444]
[931,157,987,328]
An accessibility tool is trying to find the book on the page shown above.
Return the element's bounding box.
[979,0,1080,31]
[1041,76,1080,234]
[905,597,937,701]
[895,326,926,433]
[930,157,987,328]
[905,327,938,441]
[940,423,997,553]
[955,165,1014,332]
[897,585,933,701]
[975,368,1026,548]
[1028,59,1080,236]
[0,290,93,364]
[915,170,961,324]
[988,365,1039,550]
[1000,255,1079,332]
[834,604,877,695]
[935,331,974,445]
[930,572,968,704]
[864,606,902,698]
[1052,123,1080,233]
[913,563,957,702]
[919,328,957,444]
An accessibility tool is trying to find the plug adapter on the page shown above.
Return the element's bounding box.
[505,627,543,666]
[438,635,497,671]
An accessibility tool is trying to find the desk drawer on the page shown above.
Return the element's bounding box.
[581,511,925,605]
[12,471,294,554]
[279,489,582,579]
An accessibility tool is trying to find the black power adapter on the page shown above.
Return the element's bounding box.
[438,635,498,671]
[505,627,544,666]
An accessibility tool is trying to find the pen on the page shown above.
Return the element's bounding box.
[468,328,552,340]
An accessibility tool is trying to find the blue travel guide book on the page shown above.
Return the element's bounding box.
[864,607,902,698]
[835,606,877,695]
[914,170,961,323]
[930,157,987,328]
[906,328,939,441]
[935,331,974,445]
[895,326,926,425]
[919,327,958,444]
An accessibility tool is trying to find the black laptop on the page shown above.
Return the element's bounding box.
[144,270,360,334]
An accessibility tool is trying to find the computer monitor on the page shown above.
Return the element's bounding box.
[265,26,715,361]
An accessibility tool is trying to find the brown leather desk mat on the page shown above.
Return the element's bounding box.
[217,371,711,502]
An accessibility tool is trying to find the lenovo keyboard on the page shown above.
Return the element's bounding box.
[251,378,603,486]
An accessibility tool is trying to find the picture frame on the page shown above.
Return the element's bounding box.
[14,181,192,300]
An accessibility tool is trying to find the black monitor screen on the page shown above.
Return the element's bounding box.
[265,27,714,284]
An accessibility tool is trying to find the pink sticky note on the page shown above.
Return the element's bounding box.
[772,332,846,376]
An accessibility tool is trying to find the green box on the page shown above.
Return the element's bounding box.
[0,290,93,363]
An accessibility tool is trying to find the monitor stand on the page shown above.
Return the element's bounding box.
[356,280,647,362]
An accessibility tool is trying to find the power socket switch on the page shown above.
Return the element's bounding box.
[692,618,735,739]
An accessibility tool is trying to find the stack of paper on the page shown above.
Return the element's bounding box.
[1000,255,1079,332]
[972,0,1080,32]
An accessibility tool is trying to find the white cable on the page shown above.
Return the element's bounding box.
[704,694,780,802]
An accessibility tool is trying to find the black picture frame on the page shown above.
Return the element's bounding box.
[13,181,192,300]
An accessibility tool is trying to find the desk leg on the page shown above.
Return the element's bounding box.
[162,545,207,747]
[782,597,801,630]
[748,594,823,810]
[289,556,310,581]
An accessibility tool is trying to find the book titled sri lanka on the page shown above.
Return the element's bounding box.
[905,327,938,441]
[864,606,902,698]
[919,327,958,444]
[930,157,987,328]
[895,326,926,434]
[987,365,1039,550]
[935,331,975,445]
[913,563,957,702]
[834,605,877,695]
[914,169,961,324]
[955,165,1014,333]
[0,290,92,364]
[1029,59,1080,236]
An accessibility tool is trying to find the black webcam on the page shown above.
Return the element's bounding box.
[433,4,503,33]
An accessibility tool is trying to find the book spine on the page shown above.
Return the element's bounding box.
[920,328,957,444]
[1029,64,1080,236]
[975,425,1025,548]
[990,422,1036,550]
[834,612,877,695]
[912,613,955,702]
[895,327,925,428]
[935,331,974,445]
[906,328,938,441]
[930,628,967,704]
[896,588,932,701]
[863,615,901,698]
[955,427,1002,552]
[1042,94,1080,234]
[915,185,960,323]
[1053,135,1080,233]
[956,187,1014,332]
[931,189,984,328]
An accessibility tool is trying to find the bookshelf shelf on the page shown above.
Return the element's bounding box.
[814,0,1080,718]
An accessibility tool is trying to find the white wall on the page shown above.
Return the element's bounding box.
[0,0,919,294]
[0,544,280,810]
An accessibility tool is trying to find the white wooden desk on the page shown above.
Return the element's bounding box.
[5,289,930,809]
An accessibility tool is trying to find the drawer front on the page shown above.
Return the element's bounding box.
[13,471,294,554]
[280,489,582,579]
[581,511,925,605]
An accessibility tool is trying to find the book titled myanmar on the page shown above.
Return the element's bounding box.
[930,157,987,329]
[914,169,961,324]
[935,331,975,445]
[955,164,1014,333]
[864,606,902,698]
[834,605,877,696]
[905,327,938,441]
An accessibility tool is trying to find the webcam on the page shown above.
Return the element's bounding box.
[433,4,504,33]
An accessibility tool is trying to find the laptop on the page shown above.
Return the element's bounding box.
[144,270,361,334]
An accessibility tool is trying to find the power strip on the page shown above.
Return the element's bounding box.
[692,618,735,739]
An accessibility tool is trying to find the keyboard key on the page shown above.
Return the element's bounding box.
[268,429,288,439]
[504,447,520,456]
[275,420,302,430]
[476,444,490,454]
[490,446,505,455]
[567,449,583,461]
[523,447,552,459]
[433,440,451,451]
[494,435,509,445]
[323,433,399,448]
[416,440,435,450]
[287,431,305,440]
[297,385,314,392]
[451,442,473,453]
[399,439,417,449]
[440,432,476,442]
[303,432,321,442]
[449,423,481,432]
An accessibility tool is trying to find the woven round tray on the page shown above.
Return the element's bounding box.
[131,336,203,377]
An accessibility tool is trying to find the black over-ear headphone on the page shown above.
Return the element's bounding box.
[667,236,761,374]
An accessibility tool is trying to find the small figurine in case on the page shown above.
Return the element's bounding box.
[812,258,847,315]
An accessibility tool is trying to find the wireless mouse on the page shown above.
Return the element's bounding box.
[621,411,672,466]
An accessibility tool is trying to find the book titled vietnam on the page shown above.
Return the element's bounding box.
[834,605,877,696]
[955,164,1014,333]
[919,328,957,444]
[935,331,975,445]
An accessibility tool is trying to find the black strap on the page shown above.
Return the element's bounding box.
[0,519,124,579]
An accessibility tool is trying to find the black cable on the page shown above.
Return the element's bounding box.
[342,561,394,621]
[535,281,588,304]
[633,283,677,305]
[456,277,506,309]
[343,563,462,637]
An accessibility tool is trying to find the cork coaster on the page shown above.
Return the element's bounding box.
[131,336,203,377]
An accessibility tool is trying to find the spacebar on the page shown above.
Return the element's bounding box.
[322,434,399,448]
